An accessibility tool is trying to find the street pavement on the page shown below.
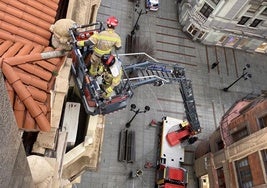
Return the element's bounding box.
[76,0,267,187]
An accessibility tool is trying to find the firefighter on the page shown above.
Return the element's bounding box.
[99,54,122,99]
[179,120,189,129]
[76,16,122,76]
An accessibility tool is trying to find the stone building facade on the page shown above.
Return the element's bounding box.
[178,0,267,53]
[194,92,267,188]
[66,0,101,25]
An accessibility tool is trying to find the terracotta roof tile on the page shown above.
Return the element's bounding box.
[16,44,35,56]
[35,0,59,11]
[0,0,66,132]
[0,29,38,46]
[31,45,45,53]
[14,97,26,129]
[18,64,52,81]
[15,70,49,91]
[24,111,36,130]
[0,40,13,56]
[26,85,48,103]
[0,11,51,39]
[0,20,49,46]
[8,0,56,23]
[19,0,58,17]
[1,43,65,132]
[0,0,56,45]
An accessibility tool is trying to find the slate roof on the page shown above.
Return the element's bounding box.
[0,0,66,132]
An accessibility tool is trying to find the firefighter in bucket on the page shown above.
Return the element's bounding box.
[76,16,122,76]
[99,54,122,99]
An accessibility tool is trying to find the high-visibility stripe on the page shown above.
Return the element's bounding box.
[95,34,119,42]
[94,47,111,55]
[113,75,121,85]
[106,86,113,93]
[77,40,85,46]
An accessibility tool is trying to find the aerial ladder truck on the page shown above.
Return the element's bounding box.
[68,22,201,146]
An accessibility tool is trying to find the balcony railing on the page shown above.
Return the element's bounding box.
[190,7,208,25]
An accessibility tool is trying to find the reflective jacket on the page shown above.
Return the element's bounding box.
[89,28,121,56]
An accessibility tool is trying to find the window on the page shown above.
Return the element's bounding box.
[211,0,220,5]
[216,139,224,150]
[235,157,253,188]
[258,114,267,129]
[225,36,239,47]
[198,31,205,39]
[261,7,267,16]
[238,16,250,25]
[261,149,267,175]
[256,42,267,53]
[250,19,262,27]
[200,174,210,188]
[231,127,249,142]
[89,5,97,24]
[187,24,199,36]
[200,3,213,18]
[217,167,226,188]
[217,35,227,45]
[236,38,249,49]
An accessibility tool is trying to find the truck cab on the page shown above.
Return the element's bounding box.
[157,165,188,187]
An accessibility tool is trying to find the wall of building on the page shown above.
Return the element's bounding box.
[195,94,267,188]
[229,162,238,188]
[178,0,267,53]
[195,153,210,177]
[247,100,267,134]
[249,152,265,186]
[195,153,219,188]
[66,0,101,24]
[209,128,222,153]
[224,98,267,146]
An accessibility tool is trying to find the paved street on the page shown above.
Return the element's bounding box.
[76,0,267,187]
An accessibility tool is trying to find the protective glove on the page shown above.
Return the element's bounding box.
[76,40,85,46]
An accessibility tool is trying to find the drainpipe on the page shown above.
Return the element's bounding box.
[40,50,68,59]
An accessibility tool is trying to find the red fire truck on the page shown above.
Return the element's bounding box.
[166,120,198,147]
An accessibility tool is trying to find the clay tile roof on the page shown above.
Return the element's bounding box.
[0,0,66,132]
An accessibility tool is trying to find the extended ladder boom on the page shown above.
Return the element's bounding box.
[123,61,201,133]
[68,22,200,133]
